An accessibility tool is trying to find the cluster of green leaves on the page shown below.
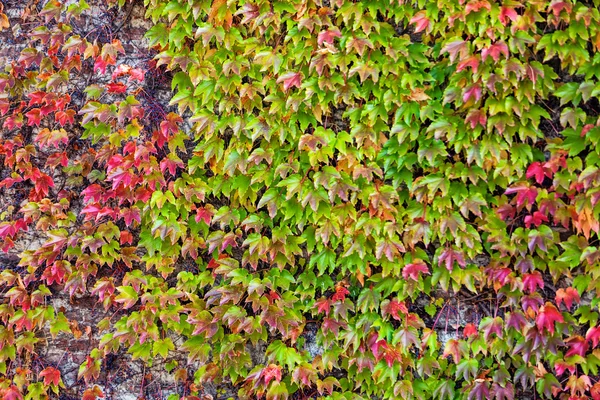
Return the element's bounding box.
[2,0,600,399]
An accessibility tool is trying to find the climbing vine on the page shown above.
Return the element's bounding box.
[2,0,600,399]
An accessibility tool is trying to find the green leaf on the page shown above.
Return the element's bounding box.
[153,338,174,359]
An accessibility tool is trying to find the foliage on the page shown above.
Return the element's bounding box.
[2,0,600,399]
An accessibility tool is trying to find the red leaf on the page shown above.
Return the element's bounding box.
[438,248,466,271]
[317,28,341,46]
[555,287,580,310]
[315,298,330,316]
[44,149,65,169]
[262,364,282,385]
[550,1,571,18]
[521,293,543,314]
[496,204,516,220]
[3,385,23,400]
[499,6,518,26]
[370,339,402,367]
[457,56,479,73]
[479,316,503,340]
[107,168,135,190]
[465,0,492,15]
[56,94,70,111]
[463,84,482,103]
[592,382,600,400]
[505,185,538,208]
[565,335,589,358]
[94,55,115,74]
[0,223,16,238]
[482,42,509,62]
[33,174,54,198]
[81,184,104,203]
[526,162,546,184]
[555,360,576,376]
[18,48,42,67]
[402,261,429,281]
[322,317,346,335]
[82,385,105,400]
[120,231,133,245]
[441,40,467,63]
[3,114,24,130]
[25,108,42,126]
[106,82,127,93]
[40,101,57,116]
[91,279,115,302]
[506,311,527,331]
[465,109,487,129]
[524,211,549,228]
[0,98,8,115]
[442,339,463,364]
[370,338,387,359]
[28,91,47,107]
[39,366,61,386]
[587,326,600,348]
[42,261,69,285]
[111,64,131,80]
[128,68,145,82]
[522,271,544,293]
[195,207,213,225]
[160,112,183,137]
[234,3,260,24]
[159,157,184,176]
[120,207,141,227]
[331,285,349,302]
[292,364,316,387]
[276,72,302,92]
[55,109,76,126]
[35,128,69,148]
[463,323,478,338]
[409,11,429,33]
[381,343,403,367]
[381,299,408,321]
[536,302,564,334]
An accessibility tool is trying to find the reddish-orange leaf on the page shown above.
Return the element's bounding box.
[410,11,430,33]
[262,364,282,385]
[315,298,330,316]
[587,326,600,348]
[39,366,61,386]
[481,41,509,62]
[565,335,589,358]
[55,109,76,126]
[555,287,580,310]
[402,261,429,281]
[535,303,564,334]
[331,285,349,302]
[3,385,23,400]
[276,72,302,92]
[499,6,518,25]
[463,323,478,338]
[25,108,42,126]
[381,299,408,320]
[317,28,341,46]
[128,68,145,82]
[28,91,47,107]
[106,82,127,94]
[35,128,69,148]
[522,271,544,293]
[82,385,104,400]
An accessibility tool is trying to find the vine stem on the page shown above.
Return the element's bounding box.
[431,300,448,331]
